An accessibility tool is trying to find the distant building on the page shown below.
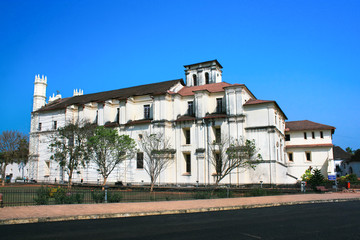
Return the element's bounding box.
[333,146,352,177]
[285,120,335,180]
[27,60,336,185]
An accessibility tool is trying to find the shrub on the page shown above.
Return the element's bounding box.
[346,174,358,182]
[108,191,123,203]
[301,169,312,182]
[53,187,84,204]
[215,189,233,198]
[34,186,51,205]
[308,169,325,191]
[91,190,105,203]
[192,191,211,199]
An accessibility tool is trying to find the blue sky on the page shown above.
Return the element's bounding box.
[0,0,359,150]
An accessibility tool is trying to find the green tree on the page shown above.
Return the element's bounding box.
[308,168,325,191]
[346,147,354,154]
[49,121,94,188]
[351,149,360,162]
[209,136,262,186]
[0,130,29,186]
[301,168,312,182]
[87,126,136,189]
[138,133,175,192]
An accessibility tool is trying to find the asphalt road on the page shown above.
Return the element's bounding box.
[1,201,360,240]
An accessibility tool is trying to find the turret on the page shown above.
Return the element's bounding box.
[33,74,47,111]
[184,60,223,87]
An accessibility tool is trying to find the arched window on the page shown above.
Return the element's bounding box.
[193,74,197,86]
[205,72,210,84]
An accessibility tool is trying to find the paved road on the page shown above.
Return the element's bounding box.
[1,201,360,240]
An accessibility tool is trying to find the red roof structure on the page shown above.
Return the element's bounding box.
[285,120,335,132]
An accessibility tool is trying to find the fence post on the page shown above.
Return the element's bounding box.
[104,185,108,203]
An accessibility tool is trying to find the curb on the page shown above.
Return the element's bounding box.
[1,197,360,225]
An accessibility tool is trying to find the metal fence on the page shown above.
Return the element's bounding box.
[0,182,357,207]
[0,186,237,207]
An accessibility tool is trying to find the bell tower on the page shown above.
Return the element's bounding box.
[184,60,223,87]
[33,74,47,111]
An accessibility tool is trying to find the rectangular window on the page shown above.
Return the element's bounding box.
[45,160,50,176]
[53,121,57,130]
[320,131,324,138]
[288,153,293,162]
[306,152,311,161]
[312,132,315,139]
[185,154,191,173]
[285,134,290,141]
[116,108,120,123]
[304,132,307,140]
[144,105,150,119]
[38,123,42,131]
[137,152,144,169]
[187,101,194,116]
[184,129,190,144]
[216,98,223,113]
[215,128,221,143]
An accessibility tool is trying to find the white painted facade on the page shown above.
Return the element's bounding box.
[285,122,335,180]
[26,60,335,186]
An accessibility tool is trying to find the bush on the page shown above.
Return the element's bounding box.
[34,186,51,205]
[53,187,84,204]
[91,190,105,203]
[346,174,358,182]
[308,169,325,191]
[192,191,211,199]
[108,191,122,203]
[215,189,233,198]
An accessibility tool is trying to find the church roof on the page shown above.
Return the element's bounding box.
[184,59,223,68]
[35,79,184,112]
[177,82,234,96]
[243,99,288,120]
[285,120,335,132]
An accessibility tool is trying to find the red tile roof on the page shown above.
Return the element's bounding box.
[285,120,335,132]
[243,99,274,105]
[177,82,233,96]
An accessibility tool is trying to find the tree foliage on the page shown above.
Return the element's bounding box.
[0,130,28,186]
[209,136,262,185]
[49,121,94,188]
[138,133,175,191]
[351,149,360,162]
[346,147,354,154]
[87,126,136,188]
[308,168,325,191]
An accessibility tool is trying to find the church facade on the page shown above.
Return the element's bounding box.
[27,60,336,185]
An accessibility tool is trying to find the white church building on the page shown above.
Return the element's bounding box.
[26,60,336,186]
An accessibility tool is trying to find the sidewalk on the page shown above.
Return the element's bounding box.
[1,192,360,225]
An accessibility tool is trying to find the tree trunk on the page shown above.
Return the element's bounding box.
[68,169,73,189]
[1,165,6,186]
[102,177,108,191]
[150,182,154,192]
